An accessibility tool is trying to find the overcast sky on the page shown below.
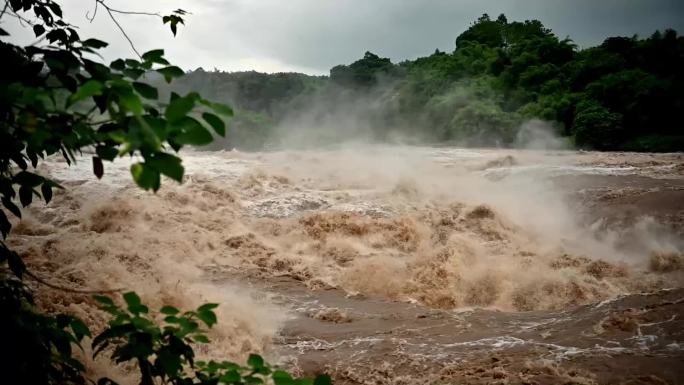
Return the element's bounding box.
[3,0,683,75]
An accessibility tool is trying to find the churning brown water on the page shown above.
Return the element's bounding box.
[7,146,684,384]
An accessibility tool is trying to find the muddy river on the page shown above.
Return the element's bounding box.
[8,146,684,384]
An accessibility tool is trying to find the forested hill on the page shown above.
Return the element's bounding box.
[173,13,684,151]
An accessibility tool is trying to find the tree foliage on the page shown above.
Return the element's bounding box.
[0,1,328,384]
[92,294,330,385]
[330,51,397,87]
[174,13,684,151]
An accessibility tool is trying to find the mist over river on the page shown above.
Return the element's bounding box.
[9,146,684,384]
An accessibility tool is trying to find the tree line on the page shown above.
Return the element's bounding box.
[176,13,684,151]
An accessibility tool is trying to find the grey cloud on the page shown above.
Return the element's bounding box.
[3,0,683,74]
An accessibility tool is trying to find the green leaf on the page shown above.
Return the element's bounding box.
[18,186,32,207]
[41,182,52,204]
[129,303,149,315]
[220,370,241,383]
[93,156,104,179]
[179,318,199,335]
[82,38,108,48]
[201,99,234,116]
[156,348,183,375]
[96,145,119,161]
[123,292,142,308]
[130,162,161,191]
[26,150,38,168]
[93,324,137,355]
[8,0,21,12]
[46,28,68,44]
[93,295,115,306]
[273,371,294,385]
[48,179,64,190]
[212,104,233,116]
[197,303,219,312]
[133,82,158,99]
[193,334,210,343]
[123,68,145,80]
[142,116,167,141]
[313,374,332,385]
[118,92,143,115]
[0,210,11,238]
[125,59,141,68]
[70,80,103,104]
[172,117,214,146]
[202,112,225,136]
[0,179,15,199]
[165,95,195,122]
[147,153,184,182]
[160,306,179,315]
[157,66,184,83]
[123,292,149,314]
[33,24,45,37]
[197,309,217,327]
[13,171,45,187]
[7,248,25,278]
[142,49,163,60]
[71,318,92,340]
[64,357,85,372]
[111,59,125,71]
[247,354,264,369]
[142,49,167,64]
[47,2,62,17]
[11,154,27,170]
[83,58,111,79]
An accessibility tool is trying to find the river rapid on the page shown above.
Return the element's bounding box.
[8,146,684,384]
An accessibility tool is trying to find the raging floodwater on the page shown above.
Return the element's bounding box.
[8,146,684,384]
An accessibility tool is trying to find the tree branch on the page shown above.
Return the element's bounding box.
[90,0,167,59]
[0,1,9,19]
[86,0,98,22]
[4,9,35,26]
[95,0,161,19]
[102,3,142,58]
[27,34,48,47]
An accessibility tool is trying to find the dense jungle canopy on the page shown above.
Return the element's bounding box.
[174,13,684,151]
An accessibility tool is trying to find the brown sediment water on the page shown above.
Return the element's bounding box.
[7,146,684,384]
